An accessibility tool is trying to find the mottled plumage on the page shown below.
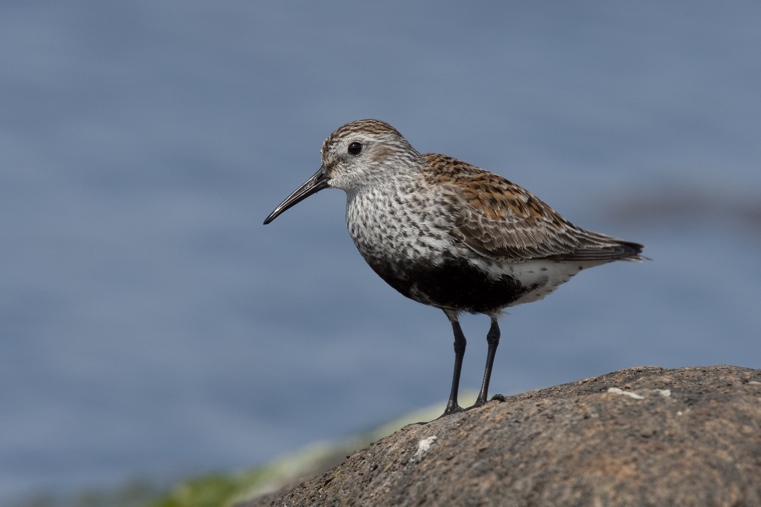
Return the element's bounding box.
[264,119,644,417]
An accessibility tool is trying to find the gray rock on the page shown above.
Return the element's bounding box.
[241,366,761,507]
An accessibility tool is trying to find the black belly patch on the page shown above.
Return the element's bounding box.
[367,257,537,313]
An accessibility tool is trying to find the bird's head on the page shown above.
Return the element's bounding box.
[263,119,419,224]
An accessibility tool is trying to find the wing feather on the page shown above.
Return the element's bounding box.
[422,153,643,262]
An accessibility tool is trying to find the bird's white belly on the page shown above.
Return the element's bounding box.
[500,259,610,305]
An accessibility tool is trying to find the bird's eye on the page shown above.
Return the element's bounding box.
[348,142,362,155]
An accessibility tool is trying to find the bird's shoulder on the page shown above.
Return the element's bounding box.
[420,152,566,226]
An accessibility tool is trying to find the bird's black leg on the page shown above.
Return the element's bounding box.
[474,317,500,407]
[442,311,466,416]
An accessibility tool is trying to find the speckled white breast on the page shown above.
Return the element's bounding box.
[345,183,458,265]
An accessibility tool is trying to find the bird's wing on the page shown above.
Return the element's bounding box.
[422,153,642,261]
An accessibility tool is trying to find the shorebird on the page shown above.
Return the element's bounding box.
[264,119,644,416]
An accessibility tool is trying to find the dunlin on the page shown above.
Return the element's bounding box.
[264,119,644,416]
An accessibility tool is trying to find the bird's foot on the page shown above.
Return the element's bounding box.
[438,402,464,419]
[467,393,506,411]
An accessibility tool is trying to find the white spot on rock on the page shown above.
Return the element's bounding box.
[414,436,437,460]
[607,387,645,400]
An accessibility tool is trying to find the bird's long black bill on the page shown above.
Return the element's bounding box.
[263,168,330,225]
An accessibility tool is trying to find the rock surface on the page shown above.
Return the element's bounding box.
[241,366,761,507]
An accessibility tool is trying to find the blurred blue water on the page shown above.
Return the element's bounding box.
[2,1,761,502]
